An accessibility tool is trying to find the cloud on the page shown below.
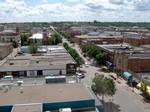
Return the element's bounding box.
[134,0,150,11]
[109,0,124,5]
[41,0,48,3]
[0,0,150,22]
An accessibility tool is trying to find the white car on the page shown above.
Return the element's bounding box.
[2,75,13,81]
[76,72,85,79]
[85,62,89,67]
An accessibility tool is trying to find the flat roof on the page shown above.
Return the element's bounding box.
[76,35,123,39]
[97,44,150,55]
[12,104,42,112]
[0,84,93,105]
[0,45,75,71]
[97,43,132,52]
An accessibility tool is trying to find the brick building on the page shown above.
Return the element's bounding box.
[0,43,13,60]
[98,44,150,73]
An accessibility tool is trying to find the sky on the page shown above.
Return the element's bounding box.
[0,0,150,22]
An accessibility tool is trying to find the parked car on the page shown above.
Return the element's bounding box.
[2,75,13,81]
[76,72,85,79]
[85,62,89,67]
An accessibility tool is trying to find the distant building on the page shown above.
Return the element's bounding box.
[29,33,44,44]
[75,34,123,45]
[0,25,4,31]
[29,32,50,45]
[123,32,141,39]
[0,43,13,60]
[0,30,20,43]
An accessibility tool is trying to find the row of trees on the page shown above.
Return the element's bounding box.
[81,44,106,65]
[48,33,62,45]
[59,31,75,43]
[92,75,116,102]
[63,43,84,66]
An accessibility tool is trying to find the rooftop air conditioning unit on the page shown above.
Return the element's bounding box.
[59,108,71,112]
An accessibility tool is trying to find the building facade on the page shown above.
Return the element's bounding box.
[0,43,13,60]
[0,30,20,43]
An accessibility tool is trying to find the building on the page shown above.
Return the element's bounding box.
[0,84,104,112]
[122,32,150,46]
[0,30,20,43]
[29,33,44,44]
[29,28,51,45]
[0,45,76,78]
[0,43,13,60]
[75,31,150,46]
[75,35,123,45]
[0,25,4,31]
[97,44,150,74]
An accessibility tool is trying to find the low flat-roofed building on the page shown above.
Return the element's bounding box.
[0,84,103,112]
[0,43,13,60]
[0,45,76,77]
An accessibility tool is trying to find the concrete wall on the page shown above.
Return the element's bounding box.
[26,69,66,77]
[43,69,66,76]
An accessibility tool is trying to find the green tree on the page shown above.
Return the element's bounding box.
[48,33,62,45]
[21,33,31,46]
[12,41,18,48]
[29,43,39,54]
[63,43,69,50]
[81,44,106,65]
[63,42,84,66]
[91,75,116,102]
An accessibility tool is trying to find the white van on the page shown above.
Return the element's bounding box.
[2,75,13,81]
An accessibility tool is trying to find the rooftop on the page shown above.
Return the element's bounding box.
[0,45,75,72]
[98,43,150,53]
[98,43,132,52]
[12,104,42,112]
[0,84,93,105]
[76,35,123,39]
